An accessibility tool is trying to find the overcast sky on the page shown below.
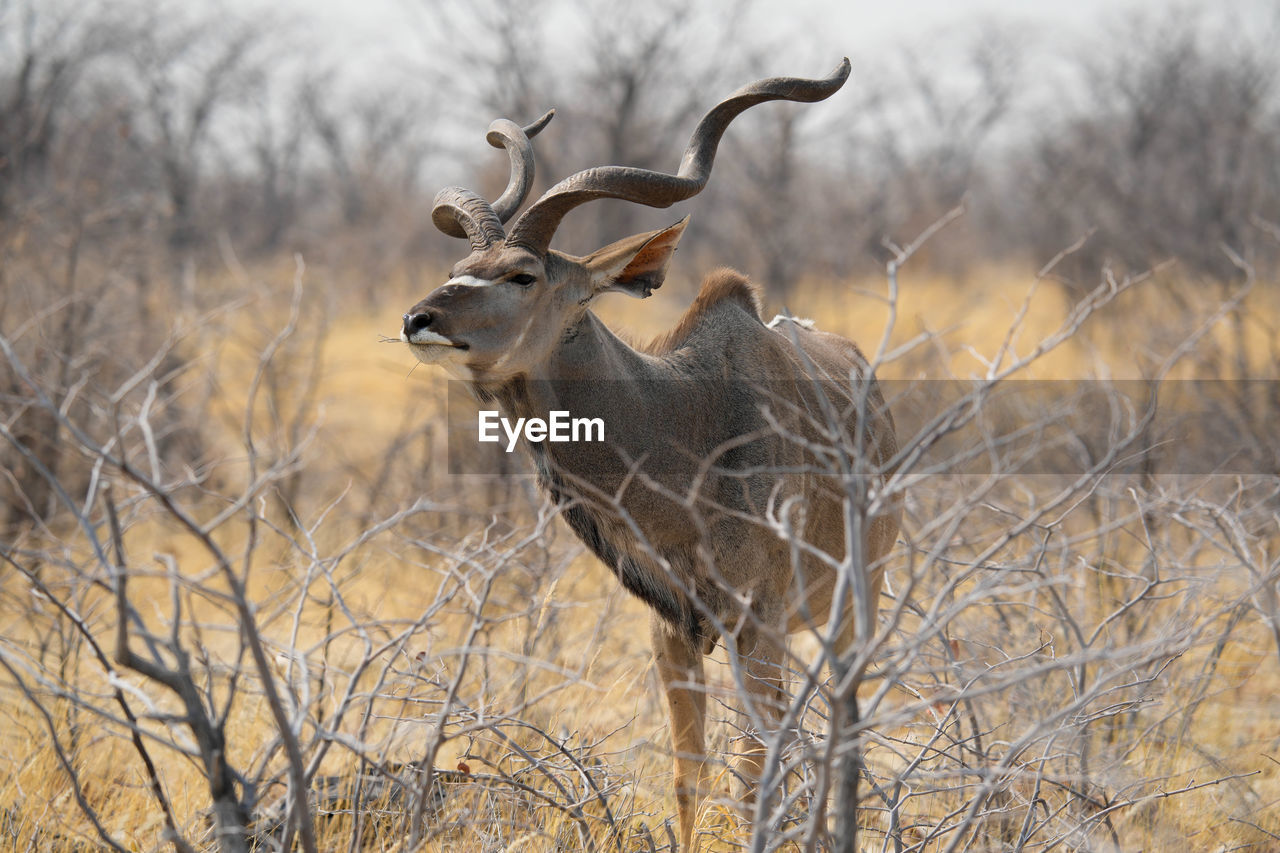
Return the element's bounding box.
[263,0,1165,40]
[243,0,1183,68]
[214,0,1280,103]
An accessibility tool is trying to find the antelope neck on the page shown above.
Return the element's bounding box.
[485,311,688,419]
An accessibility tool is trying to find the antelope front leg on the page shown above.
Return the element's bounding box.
[731,623,786,805]
[651,616,707,852]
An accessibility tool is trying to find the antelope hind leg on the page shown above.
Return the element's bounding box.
[729,621,787,806]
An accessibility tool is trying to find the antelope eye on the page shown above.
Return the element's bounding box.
[510,273,536,286]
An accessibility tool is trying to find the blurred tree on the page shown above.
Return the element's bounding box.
[121,5,268,300]
[301,72,434,229]
[820,27,1022,277]
[0,0,129,215]
[1019,12,1280,287]
[236,69,309,254]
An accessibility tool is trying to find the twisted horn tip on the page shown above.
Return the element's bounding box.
[525,109,555,137]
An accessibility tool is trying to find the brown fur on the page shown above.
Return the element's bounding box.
[645,268,763,355]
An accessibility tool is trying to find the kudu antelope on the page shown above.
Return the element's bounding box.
[401,60,900,849]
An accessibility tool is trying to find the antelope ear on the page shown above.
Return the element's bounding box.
[585,216,689,298]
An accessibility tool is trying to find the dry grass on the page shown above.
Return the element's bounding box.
[2,259,1279,851]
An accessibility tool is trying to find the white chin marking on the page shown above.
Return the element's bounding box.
[446,275,494,288]
[402,326,464,365]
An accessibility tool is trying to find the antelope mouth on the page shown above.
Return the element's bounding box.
[401,329,470,366]
[401,328,469,350]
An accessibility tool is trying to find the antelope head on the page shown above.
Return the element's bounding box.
[401,59,852,383]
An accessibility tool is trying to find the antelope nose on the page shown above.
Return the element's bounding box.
[403,312,432,336]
